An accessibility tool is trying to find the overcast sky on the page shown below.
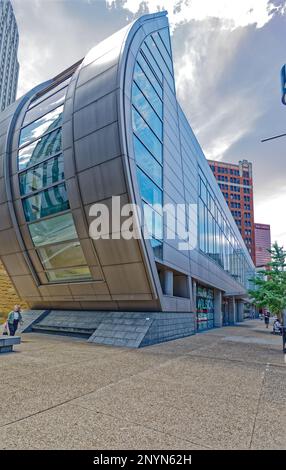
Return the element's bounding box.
[11,0,286,248]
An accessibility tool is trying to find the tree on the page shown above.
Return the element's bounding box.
[248,242,286,322]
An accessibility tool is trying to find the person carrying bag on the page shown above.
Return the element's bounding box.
[7,305,23,336]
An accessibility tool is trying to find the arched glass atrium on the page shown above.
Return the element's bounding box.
[17,77,91,283]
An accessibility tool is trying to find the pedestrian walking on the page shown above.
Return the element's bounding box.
[264,311,270,329]
[7,305,23,336]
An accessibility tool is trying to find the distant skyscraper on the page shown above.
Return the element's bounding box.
[208,159,256,264]
[0,0,19,111]
[255,223,271,267]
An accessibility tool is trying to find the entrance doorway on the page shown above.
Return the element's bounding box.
[196,284,214,331]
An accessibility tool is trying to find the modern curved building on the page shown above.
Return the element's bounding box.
[0,12,255,346]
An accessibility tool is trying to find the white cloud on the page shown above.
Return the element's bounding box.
[173,17,264,160]
[107,1,280,160]
[255,187,286,248]
[109,0,282,30]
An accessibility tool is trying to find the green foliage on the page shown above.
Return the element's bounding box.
[248,242,286,321]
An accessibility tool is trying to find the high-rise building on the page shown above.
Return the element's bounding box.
[255,223,271,267]
[208,159,256,264]
[0,0,23,316]
[0,0,19,111]
[0,12,255,346]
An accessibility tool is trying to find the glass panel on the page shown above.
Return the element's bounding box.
[19,105,64,148]
[133,136,162,187]
[46,266,91,282]
[18,128,62,170]
[140,42,163,83]
[132,107,162,163]
[132,83,162,139]
[198,198,205,251]
[24,88,67,126]
[30,77,71,109]
[200,179,207,203]
[38,241,87,269]
[137,168,162,207]
[144,36,174,90]
[19,154,64,195]
[133,62,163,117]
[152,32,173,73]
[143,203,163,240]
[159,28,172,56]
[137,52,163,98]
[29,213,78,247]
[23,183,69,222]
[151,238,163,258]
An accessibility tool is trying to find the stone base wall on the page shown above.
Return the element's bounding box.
[27,309,197,348]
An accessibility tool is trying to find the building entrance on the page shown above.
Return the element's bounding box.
[196,285,214,330]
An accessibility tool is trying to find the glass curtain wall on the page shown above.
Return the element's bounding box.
[131,28,174,258]
[198,168,253,288]
[17,78,91,283]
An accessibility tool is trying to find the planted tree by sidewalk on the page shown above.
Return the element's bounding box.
[248,242,286,352]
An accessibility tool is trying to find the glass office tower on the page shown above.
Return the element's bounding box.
[0,0,19,111]
[0,12,255,346]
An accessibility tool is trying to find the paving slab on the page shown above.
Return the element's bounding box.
[0,320,285,449]
[0,402,202,450]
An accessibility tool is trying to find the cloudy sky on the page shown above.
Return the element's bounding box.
[11,0,286,247]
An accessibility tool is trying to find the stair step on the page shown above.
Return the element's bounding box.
[32,324,94,338]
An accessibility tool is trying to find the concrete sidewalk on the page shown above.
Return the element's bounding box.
[0,320,285,450]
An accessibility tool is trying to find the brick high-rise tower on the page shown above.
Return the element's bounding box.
[255,223,271,268]
[208,159,256,264]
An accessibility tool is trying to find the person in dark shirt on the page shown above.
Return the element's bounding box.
[7,305,23,336]
[264,311,270,329]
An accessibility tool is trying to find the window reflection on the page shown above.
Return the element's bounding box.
[137,52,163,99]
[28,213,78,247]
[137,168,162,207]
[133,62,163,117]
[133,136,162,187]
[140,42,163,83]
[158,28,172,57]
[144,203,163,241]
[19,83,92,283]
[144,36,174,91]
[24,88,67,126]
[46,267,91,282]
[151,32,173,74]
[23,183,69,222]
[132,108,162,163]
[38,241,87,269]
[132,33,166,256]
[132,82,162,140]
[19,154,64,195]
[19,105,64,148]
[18,128,62,170]
[30,77,71,109]
[198,171,253,288]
